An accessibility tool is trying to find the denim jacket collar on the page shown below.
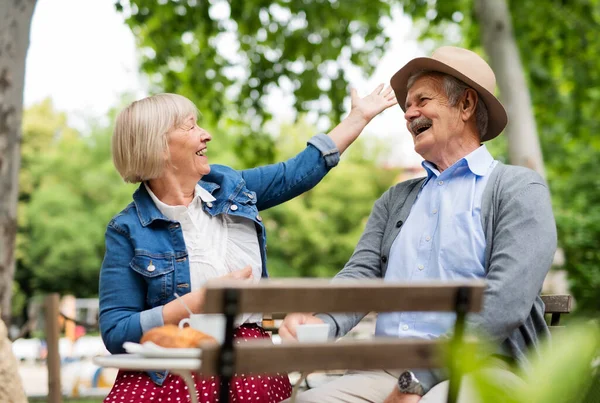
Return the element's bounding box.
[132,180,221,227]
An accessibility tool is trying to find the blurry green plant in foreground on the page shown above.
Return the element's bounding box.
[447,321,599,403]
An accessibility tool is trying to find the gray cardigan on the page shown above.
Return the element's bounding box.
[316,162,557,392]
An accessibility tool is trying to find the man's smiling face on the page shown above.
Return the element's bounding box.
[404,74,464,162]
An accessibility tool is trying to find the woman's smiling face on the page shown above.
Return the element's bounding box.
[166,115,212,180]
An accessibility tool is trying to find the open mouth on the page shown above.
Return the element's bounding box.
[413,123,432,136]
[195,148,207,157]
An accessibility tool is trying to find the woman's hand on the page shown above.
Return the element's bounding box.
[220,265,253,281]
[163,266,254,325]
[327,84,398,155]
[349,84,398,123]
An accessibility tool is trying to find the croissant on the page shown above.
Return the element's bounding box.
[140,324,216,348]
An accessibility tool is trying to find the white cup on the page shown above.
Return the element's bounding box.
[296,323,330,343]
[178,314,226,344]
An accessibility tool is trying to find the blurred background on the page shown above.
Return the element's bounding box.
[1,0,599,400]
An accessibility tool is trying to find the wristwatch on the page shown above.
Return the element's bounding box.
[397,370,425,396]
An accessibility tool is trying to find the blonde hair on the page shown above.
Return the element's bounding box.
[112,93,198,183]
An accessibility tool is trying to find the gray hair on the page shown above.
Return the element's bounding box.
[407,70,489,139]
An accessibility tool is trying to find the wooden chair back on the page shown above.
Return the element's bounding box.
[200,279,486,403]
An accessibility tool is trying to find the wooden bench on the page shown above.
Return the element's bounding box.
[198,279,486,403]
[541,294,573,330]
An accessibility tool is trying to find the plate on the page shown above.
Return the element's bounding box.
[123,341,203,358]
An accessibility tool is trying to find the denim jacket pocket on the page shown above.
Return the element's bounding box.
[130,253,175,306]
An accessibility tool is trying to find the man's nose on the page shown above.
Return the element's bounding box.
[404,106,420,122]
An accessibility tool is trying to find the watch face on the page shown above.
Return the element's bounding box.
[398,371,412,390]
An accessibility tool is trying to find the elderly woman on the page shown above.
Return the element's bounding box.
[99,85,397,403]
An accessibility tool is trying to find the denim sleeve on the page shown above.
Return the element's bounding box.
[241,133,340,211]
[99,223,163,354]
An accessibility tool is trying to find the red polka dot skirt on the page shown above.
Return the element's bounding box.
[104,324,291,403]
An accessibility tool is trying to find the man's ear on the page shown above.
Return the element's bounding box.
[460,89,478,121]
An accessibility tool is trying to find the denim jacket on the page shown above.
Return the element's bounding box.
[99,134,339,385]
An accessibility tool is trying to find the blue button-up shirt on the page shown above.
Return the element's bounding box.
[375,145,497,339]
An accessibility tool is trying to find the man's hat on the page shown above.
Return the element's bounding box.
[390,46,508,141]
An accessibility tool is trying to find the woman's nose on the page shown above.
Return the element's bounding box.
[201,129,212,142]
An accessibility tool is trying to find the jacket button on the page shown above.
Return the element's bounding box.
[256,215,262,222]
[381,256,388,263]
[230,205,238,211]
[396,220,403,228]
[206,202,213,208]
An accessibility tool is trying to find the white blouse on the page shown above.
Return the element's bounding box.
[145,183,262,324]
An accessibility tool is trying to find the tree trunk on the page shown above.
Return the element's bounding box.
[0,0,37,327]
[474,0,546,177]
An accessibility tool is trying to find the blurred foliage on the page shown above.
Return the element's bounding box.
[115,0,391,129]
[448,320,600,403]
[14,100,137,304]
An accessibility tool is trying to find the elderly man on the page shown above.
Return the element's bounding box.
[280,46,557,402]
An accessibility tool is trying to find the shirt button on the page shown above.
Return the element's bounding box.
[206,202,213,208]
[425,236,431,241]
[381,255,388,263]
[395,220,403,228]
[230,205,238,211]
[432,209,438,214]
[418,264,424,270]
[438,180,444,185]
[256,215,262,222]
[402,325,409,331]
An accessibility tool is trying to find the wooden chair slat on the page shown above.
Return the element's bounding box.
[198,339,453,375]
[203,279,485,314]
[541,294,573,314]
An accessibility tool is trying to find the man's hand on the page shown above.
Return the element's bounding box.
[383,387,421,403]
[279,313,325,341]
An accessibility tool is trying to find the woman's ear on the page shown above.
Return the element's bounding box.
[460,89,478,121]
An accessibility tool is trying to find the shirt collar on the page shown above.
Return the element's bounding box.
[144,183,216,214]
[421,145,493,187]
[463,145,494,176]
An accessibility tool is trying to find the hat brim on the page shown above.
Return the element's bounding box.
[390,57,508,142]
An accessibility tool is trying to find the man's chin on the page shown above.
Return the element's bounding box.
[413,137,431,157]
